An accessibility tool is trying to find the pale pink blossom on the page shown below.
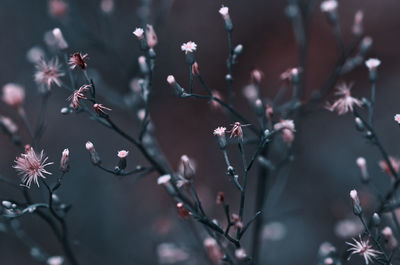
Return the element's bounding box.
[274,119,295,132]
[346,236,382,264]
[26,46,45,64]
[52,28,68,49]
[365,58,381,71]
[213,127,226,137]
[325,83,362,115]
[117,150,129,158]
[156,243,189,264]
[13,147,53,188]
[350,189,359,203]
[68,52,88,70]
[100,0,114,14]
[320,0,338,13]
[394,114,400,124]
[67,84,91,109]
[145,25,158,48]
[181,41,197,54]
[219,6,230,19]
[85,141,95,152]
[47,256,64,265]
[2,83,25,107]
[235,248,247,260]
[133,28,144,40]
[34,57,64,89]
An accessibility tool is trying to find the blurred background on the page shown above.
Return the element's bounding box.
[1,0,400,264]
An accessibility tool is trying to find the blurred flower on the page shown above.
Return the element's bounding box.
[0,116,18,134]
[274,119,295,132]
[2,83,25,107]
[52,28,68,50]
[218,6,230,19]
[145,24,158,48]
[176,202,190,218]
[262,222,287,241]
[382,226,398,250]
[181,41,197,54]
[48,0,68,18]
[334,218,363,238]
[34,57,64,90]
[14,147,53,188]
[394,114,400,124]
[100,0,114,14]
[320,0,338,13]
[365,58,381,71]
[47,256,64,265]
[346,236,381,265]
[352,10,364,36]
[117,150,129,159]
[68,52,88,70]
[156,243,189,264]
[133,28,144,40]
[325,82,362,115]
[178,155,196,179]
[26,46,45,64]
[235,248,247,260]
[203,237,223,265]
[378,156,400,177]
[251,69,264,83]
[242,84,258,102]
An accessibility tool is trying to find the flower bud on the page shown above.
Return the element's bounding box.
[85,141,101,165]
[157,174,175,195]
[2,201,12,209]
[350,189,362,216]
[145,24,158,49]
[365,58,381,82]
[233,44,243,55]
[216,192,225,205]
[116,150,129,171]
[354,117,364,131]
[60,148,70,173]
[219,6,233,31]
[138,56,149,74]
[167,75,185,97]
[179,155,196,179]
[52,28,68,50]
[356,157,369,183]
[372,213,381,227]
[213,127,227,149]
[382,226,398,250]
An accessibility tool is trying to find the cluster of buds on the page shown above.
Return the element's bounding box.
[356,157,369,183]
[115,150,129,172]
[85,141,101,165]
[219,6,233,31]
[365,58,381,82]
[167,75,186,97]
[178,155,196,179]
[60,148,70,173]
[176,202,190,218]
[350,189,362,216]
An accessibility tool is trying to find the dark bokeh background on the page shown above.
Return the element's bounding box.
[1,0,400,264]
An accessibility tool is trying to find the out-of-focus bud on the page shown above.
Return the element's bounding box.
[354,117,364,131]
[157,174,175,195]
[176,202,190,218]
[359,36,373,54]
[52,28,68,50]
[85,141,101,165]
[100,0,114,14]
[352,10,363,36]
[167,75,186,97]
[60,148,70,173]
[251,69,264,84]
[356,157,369,183]
[47,256,64,265]
[203,237,223,265]
[216,192,225,205]
[219,6,233,32]
[382,226,398,250]
[179,155,196,179]
[26,46,45,64]
[231,213,244,230]
[365,58,381,82]
[145,24,158,49]
[255,99,264,117]
[350,189,362,216]
[320,0,338,23]
[0,116,18,135]
[48,0,68,19]
[192,62,200,76]
[235,248,247,260]
[2,83,25,108]
[265,104,274,121]
[138,56,149,74]
[116,150,129,171]
[372,213,381,227]
[290,68,300,85]
[233,44,243,55]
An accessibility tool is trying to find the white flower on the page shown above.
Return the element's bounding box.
[346,236,382,264]
[133,28,144,39]
[320,0,338,13]
[219,6,229,18]
[181,41,197,54]
[213,127,226,137]
[167,75,176,85]
[394,114,400,124]
[365,58,381,70]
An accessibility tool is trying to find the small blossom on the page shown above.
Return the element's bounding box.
[60,148,69,173]
[157,174,171,185]
[85,141,94,152]
[116,150,129,171]
[350,189,359,203]
[93,103,112,115]
[85,141,101,165]
[167,75,175,85]
[117,150,129,159]
[346,236,382,265]
[265,104,274,121]
[2,83,25,107]
[213,127,226,137]
[325,82,362,115]
[13,147,53,188]
[67,84,90,109]
[181,41,197,54]
[320,0,338,13]
[34,57,64,89]
[219,6,229,19]
[365,58,381,71]
[378,156,400,177]
[242,84,258,102]
[47,256,64,265]
[68,52,88,70]
[133,27,144,40]
[145,24,158,48]
[394,114,400,124]
[192,62,200,76]
[235,248,247,260]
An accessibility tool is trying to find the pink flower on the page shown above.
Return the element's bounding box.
[117,150,129,158]
[365,58,381,71]
[2,83,25,107]
[181,41,197,54]
[274,119,295,132]
[346,235,382,265]
[325,82,362,115]
[219,6,230,20]
[68,52,88,70]
[13,147,53,188]
[67,84,91,109]
[34,57,64,89]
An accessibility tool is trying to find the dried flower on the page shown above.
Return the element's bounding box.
[60,148,69,173]
[325,82,362,115]
[93,103,112,115]
[378,156,400,177]
[346,236,382,265]
[68,52,88,70]
[13,147,53,188]
[2,83,25,107]
[145,24,158,49]
[352,10,364,36]
[181,41,197,54]
[365,58,381,71]
[228,122,246,139]
[67,84,91,109]
[133,28,144,40]
[34,57,64,90]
